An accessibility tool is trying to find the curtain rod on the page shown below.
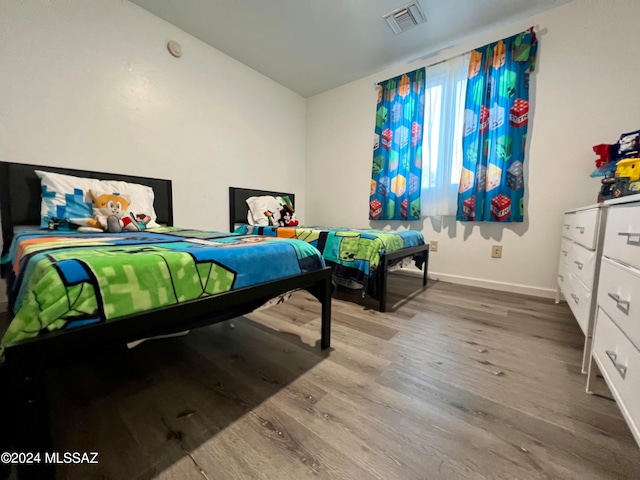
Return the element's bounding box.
[373,52,467,88]
[374,26,535,88]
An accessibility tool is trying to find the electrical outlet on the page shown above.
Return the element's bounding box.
[430,240,438,252]
[491,245,502,258]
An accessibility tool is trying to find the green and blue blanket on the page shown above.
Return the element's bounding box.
[234,225,425,296]
[1,228,325,347]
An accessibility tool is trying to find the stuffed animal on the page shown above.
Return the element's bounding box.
[134,213,151,230]
[278,204,299,227]
[87,190,145,233]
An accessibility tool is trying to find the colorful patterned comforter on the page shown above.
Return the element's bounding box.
[234,225,425,296]
[1,228,325,347]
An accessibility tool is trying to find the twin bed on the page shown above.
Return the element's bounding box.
[229,187,429,312]
[0,162,333,479]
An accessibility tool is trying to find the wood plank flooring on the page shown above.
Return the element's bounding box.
[8,275,640,479]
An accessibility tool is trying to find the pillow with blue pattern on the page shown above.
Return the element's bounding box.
[36,170,160,230]
[37,171,97,229]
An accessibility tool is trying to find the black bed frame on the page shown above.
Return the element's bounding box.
[229,186,429,312]
[0,163,332,480]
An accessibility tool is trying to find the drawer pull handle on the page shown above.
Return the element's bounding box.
[573,260,583,269]
[558,274,564,281]
[618,232,640,244]
[607,292,631,315]
[561,250,568,256]
[606,350,627,380]
[575,226,585,234]
[570,293,579,304]
[563,224,570,229]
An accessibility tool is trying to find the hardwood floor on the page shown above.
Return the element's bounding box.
[12,275,640,479]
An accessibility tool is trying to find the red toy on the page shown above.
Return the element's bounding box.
[593,143,615,168]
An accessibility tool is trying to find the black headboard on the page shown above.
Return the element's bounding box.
[0,161,173,255]
[229,187,295,232]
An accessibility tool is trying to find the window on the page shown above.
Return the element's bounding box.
[420,53,470,217]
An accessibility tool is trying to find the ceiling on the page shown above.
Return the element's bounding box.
[131,0,568,97]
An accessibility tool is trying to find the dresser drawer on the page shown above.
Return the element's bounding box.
[592,307,640,443]
[559,237,572,266]
[598,257,640,350]
[557,261,568,290]
[571,208,600,250]
[567,242,597,290]
[563,272,591,335]
[604,202,640,271]
[561,213,575,240]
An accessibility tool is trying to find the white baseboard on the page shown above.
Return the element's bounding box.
[394,269,559,299]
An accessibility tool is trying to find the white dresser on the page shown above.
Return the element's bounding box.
[587,195,640,447]
[556,204,607,373]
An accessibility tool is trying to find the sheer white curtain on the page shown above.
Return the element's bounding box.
[420,53,470,217]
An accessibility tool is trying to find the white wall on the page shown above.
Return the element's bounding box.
[2,0,638,305]
[0,0,307,308]
[306,0,640,297]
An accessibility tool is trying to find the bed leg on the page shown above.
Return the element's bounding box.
[321,276,332,350]
[308,275,332,349]
[379,255,388,313]
[9,365,55,480]
[422,249,429,287]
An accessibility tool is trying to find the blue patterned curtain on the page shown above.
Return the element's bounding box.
[456,29,537,222]
[370,68,425,220]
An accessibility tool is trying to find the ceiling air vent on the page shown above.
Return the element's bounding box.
[384,1,427,35]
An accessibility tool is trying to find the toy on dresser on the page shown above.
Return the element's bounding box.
[613,158,640,197]
[598,158,640,201]
[595,129,640,202]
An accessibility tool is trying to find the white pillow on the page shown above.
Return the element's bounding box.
[246,196,284,226]
[245,195,298,226]
[36,170,160,229]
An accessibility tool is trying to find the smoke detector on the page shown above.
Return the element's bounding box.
[383,1,427,35]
